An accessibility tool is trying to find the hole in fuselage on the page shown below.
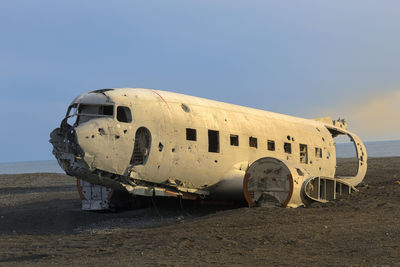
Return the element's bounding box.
[332,134,358,177]
[181,103,190,113]
[130,127,152,165]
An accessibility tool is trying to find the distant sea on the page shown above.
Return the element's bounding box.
[0,160,64,175]
[335,139,400,158]
[0,140,399,174]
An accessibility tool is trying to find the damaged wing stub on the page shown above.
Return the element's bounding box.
[50,88,367,211]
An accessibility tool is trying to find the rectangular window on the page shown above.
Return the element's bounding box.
[315,147,322,158]
[300,144,308,164]
[117,106,132,123]
[186,128,197,141]
[77,104,115,125]
[249,137,258,148]
[230,134,239,146]
[78,104,114,116]
[208,130,220,153]
[284,142,292,154]
[102,105,113,116]
[267,140,275,151]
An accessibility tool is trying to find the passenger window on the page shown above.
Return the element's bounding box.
[267,140,275,151]
[249,137,258,148]
[230,135,239,146]
[299,144,308,164]
[117,106,132,123]
[208,130,220,153]
[284,142,292,154]
[186,128,197,141]
[315,147,322,158]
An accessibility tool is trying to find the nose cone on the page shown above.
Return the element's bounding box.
[74,118,134,175]
[49,123,86,176]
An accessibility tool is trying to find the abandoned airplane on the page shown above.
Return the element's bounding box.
[50,88,367,210]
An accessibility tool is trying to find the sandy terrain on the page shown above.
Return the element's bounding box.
[0,157,399,266]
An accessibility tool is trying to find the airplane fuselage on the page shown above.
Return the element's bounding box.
[50,88,367,208]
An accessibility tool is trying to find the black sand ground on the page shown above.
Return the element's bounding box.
[0,157,399,266]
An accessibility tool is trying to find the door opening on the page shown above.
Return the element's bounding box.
[130,127,152,165]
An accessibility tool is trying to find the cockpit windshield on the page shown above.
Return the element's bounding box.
[78,104,114,124]
[65,104,114,125]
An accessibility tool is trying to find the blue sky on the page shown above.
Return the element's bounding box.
[1,0,400,162]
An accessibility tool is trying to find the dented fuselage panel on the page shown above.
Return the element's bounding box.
[50,88,367,208]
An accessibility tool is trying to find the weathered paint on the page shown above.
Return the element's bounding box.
[77,179,113,210]
[50,88,368,208]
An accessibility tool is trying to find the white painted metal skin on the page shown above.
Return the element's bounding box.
[77,179,113,210]
[50,88,367,208]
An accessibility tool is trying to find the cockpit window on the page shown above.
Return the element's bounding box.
[78,104,114,116]
[64,104,130,125]
[103,106,113,115]
[77,104,114,124]
[66,104,78,125]
[66,104,78,117]
[117,106,132,123]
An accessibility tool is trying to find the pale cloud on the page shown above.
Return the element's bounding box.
[315,90,400,141]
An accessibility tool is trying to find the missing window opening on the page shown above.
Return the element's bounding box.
[230,134,239,146]
[117,106,132,123]
[249,137,258,148]
[186,128,197,141]
[315,147,322,158]
[300,144,308,164]
[267,140,275,151]
[208,130,220,153]
[284,142,292,154]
